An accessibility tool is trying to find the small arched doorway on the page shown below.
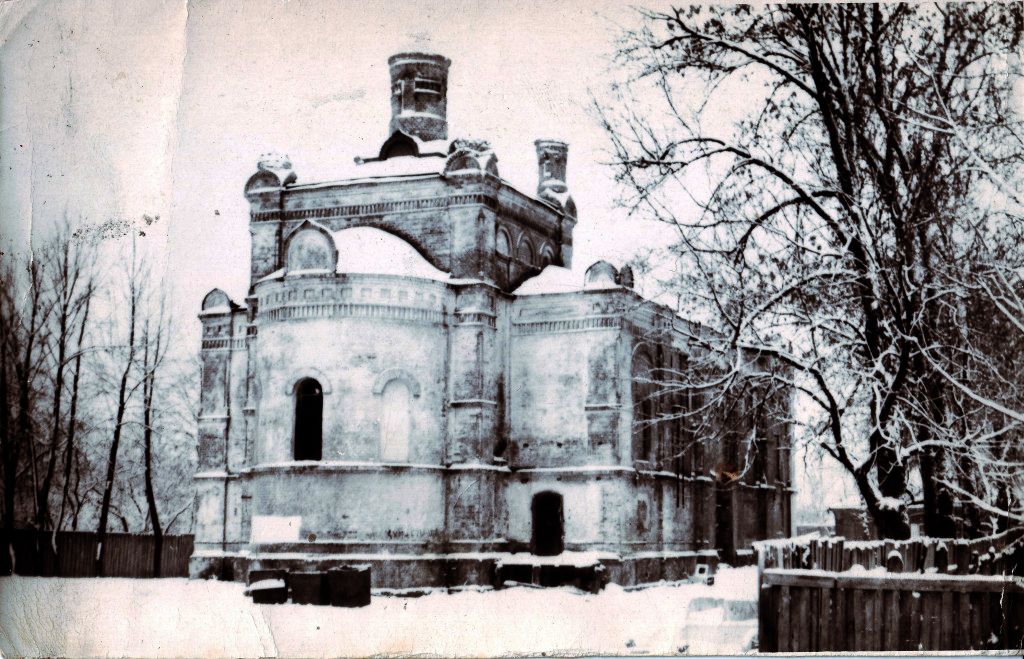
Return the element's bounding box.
[531,491,564,556]
[294,378,323,461]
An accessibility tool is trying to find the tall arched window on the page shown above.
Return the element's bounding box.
[379,379,412,462]
[496,228,511,257]
[517,238,534,267]
[496,228,513,284]
[294,378,323,461]
[539,245,555,268]
[632,351,656,464]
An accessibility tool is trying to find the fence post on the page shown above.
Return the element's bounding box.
[757,546,767,651]
[886,550,904,573]
[935,543,949,573]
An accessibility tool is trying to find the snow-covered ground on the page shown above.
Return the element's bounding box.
[0,566,758,657]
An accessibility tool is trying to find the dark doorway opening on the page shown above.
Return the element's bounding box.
[715,482,734,562]
[531,491,564,556]
[294,378,323,461]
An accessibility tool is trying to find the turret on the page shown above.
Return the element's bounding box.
[535,140,568,195]
[388,52,451,143]
[534,140,575,217]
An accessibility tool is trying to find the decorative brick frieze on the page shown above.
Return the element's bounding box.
[251,192,496,223]
[264,302,445,325]
[511,315,623,335]
[201,337,248,352]
[453,311,496,328]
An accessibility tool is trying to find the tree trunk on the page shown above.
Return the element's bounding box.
[7,271,44,573]
[56,293,90,541]
[142,331,163,577]
[96,275,137,577]
[856,471,911,540]
[0,322,14,574]
[96,388,129,576]
[37,301,69,531]
[869,505,912,540]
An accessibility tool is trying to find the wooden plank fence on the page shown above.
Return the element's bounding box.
[758,533,1022,575]
[2,529,193,578]
[759,568,1024,652]
[756,533,1024,652]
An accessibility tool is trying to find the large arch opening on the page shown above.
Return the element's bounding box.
[294,378,323,461]
[531,491,565,556]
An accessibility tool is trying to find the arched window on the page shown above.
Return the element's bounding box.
[496,228,511,257]
[632,351,656,464]
[285,222,337,273]
[294,378,323,461]
[539,245,555,268]
[517,238,534,266]
[379,379,412,462]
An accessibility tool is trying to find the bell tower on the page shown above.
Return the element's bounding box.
[388,52,451,142]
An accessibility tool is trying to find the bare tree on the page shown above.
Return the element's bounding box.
[0,262,16,570]
[599,3,1024,538]
[140,295,170,575]
[1,254,54,569]
[36,222,96,532]
[912,96,1024,537]
[95,238,143,575]
[55,283,93,540]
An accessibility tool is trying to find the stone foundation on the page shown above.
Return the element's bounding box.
[190,548,719,591]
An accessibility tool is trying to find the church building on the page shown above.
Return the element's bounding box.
[191,52,794,589]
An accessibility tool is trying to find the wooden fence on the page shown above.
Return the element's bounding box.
[756,533,1024,652]
[2,529,193,578]
[759,533,1021,575]
[759,568,1024,652]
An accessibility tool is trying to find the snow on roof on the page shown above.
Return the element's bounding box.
[290,155,446,190]
[513,265,623,296]
[198,304,237,317]
[350,155,446,178]
[332,226,449,281]
[408,136,449,154]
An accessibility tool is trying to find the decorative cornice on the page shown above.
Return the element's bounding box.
[265,302,445,325]
[452,311,496,328]
[512,315,622,335]
[201,337,248,352]
[252,192,497,223]
[242,460,511,477]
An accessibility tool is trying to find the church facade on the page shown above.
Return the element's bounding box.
[191,52,794,589]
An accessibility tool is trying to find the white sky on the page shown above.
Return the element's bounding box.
[0,0,854,518]
[2,0,674,306]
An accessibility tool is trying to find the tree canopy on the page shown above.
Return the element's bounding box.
[600,2,1024,539]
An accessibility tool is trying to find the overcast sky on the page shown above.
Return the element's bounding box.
[2,0,676,303]
[0,0,857,516]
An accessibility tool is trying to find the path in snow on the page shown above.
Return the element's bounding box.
[0,566,758,657]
